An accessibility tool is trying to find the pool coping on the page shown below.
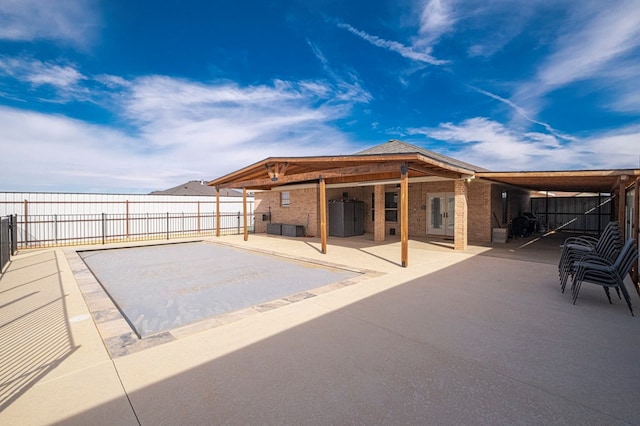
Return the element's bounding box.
[64,240,382,358]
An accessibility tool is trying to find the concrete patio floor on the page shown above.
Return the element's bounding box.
[1,232,639,425]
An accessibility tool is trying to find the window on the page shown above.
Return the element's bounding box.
[281,191,290,207]
[385,191,398,222]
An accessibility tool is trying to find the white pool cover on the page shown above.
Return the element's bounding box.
[79,242,358,337]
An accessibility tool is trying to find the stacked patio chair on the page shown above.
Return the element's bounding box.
[571,238,638,316]
[558,221,622,293]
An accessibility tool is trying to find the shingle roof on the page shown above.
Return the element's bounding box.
[150,180,242,196]
[355,139,489,172]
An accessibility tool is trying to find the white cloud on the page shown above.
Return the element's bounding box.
[408,117,640,171]
[417,0,457,46]
[0,70,366,192]
[336,22,448,65]
[470,86,577,142]
[514,1,640,113]
[0,0,98,47]
[0,57,87,101]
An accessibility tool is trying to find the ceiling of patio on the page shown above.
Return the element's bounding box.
[476,170,640,194]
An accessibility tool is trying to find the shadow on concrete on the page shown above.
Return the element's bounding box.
[59,249,640,424]
[0,251,79,412]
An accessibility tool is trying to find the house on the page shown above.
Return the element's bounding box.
[151,180,242,197]
[208,140,640,270]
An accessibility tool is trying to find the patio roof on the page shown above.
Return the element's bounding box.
[207,140,478,190]
[476,170,640,193]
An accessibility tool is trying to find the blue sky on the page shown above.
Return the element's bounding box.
[1,0,639,193]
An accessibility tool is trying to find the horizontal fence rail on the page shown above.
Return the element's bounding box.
[15,212,255,249]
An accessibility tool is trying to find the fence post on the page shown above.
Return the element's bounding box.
[166,212,170,240]
[237,211,240,234]
[54,214,58,245]
[24,199,28,248]
[102,213,106,245]
[11,214,17,255]
[126,200,130,238]
[197,201,201,233]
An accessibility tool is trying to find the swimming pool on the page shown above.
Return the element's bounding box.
[78,241,360,338]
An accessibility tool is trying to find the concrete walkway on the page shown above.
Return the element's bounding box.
[1,233,639,425]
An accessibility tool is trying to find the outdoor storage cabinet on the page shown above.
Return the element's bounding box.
[267,223,282,235]
[329,200,365,237]
[282,224,304,237]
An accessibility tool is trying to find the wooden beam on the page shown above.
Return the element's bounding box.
[408,164,464,180]
[243,187,248,241]
[319,177,327,254]
[217,162,406,189]
[400,165,409,267]
[215,188,220,237]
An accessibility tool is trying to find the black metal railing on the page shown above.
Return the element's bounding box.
[14,212,255,249]
[1,215,18,273]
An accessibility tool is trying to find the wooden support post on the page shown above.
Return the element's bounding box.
[400,165,409,267]
[216,188,221,237]
[319,177,327,254]
[243,187,248,241]
[617,177,626,238]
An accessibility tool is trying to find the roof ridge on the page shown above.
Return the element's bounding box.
[355,139,488,172]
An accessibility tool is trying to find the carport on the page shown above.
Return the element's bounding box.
[477,170,640,287]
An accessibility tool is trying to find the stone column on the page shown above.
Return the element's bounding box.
[454,179,468,251]
[374,184,385,242]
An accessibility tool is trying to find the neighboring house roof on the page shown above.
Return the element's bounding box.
[151,180,242,196]
[356,139,490,173]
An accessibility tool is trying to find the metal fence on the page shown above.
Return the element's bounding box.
[531,195,613,233]
[15,211,255,249]
[1,215,18,272]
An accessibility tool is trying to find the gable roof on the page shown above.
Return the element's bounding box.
[208,140,477,190]
[356,140,489,172]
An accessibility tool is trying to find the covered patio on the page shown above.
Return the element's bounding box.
[209,142,640,279]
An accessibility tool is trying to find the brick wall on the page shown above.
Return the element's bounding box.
[254,179,522,244]
[469,180,492,242]
[254,187,319,236]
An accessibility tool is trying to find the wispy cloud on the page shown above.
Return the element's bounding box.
[409,117,640,171]
[470,86,576,142]
[514,1,640,113]
[0,67,367,191]
[416,0,457,47]
[0,57,89,102]
[0,0,99,47]
[306,40,372,104]
[336,22,448,65]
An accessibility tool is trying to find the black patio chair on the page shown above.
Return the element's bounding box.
[571,238,638,316]
[558,222,622,293]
